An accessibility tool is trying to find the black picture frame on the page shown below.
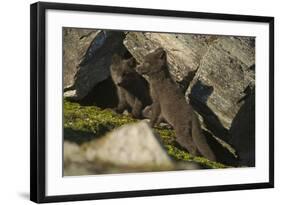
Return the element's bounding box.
[30,1,274,203]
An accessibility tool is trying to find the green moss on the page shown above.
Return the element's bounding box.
[165,145,229,169]
[64,100,228,169]
[64,100,136,143]
[154,127,229,168]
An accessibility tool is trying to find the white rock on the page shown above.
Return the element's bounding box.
[85,121,174,168]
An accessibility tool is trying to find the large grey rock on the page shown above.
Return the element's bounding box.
[63,28,99,88]
[64,141,127,176]
[63,29,127,100]
[84,121,174,169]
[187,37,255,132]
[124,32,212,82]
[216,36,255,67]
[64,121,199,176]
[64,141,93,176]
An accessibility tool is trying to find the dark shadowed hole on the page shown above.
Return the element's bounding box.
[77,48,134,108]
[78,77,118,108]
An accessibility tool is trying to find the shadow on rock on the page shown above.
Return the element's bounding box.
[189,80,229,140]
[64,127,109,145]
[203,130,238,166]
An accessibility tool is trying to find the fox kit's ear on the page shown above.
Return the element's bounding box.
[127,57,136,68]
[112,54,121,64]
[155,48,166,60]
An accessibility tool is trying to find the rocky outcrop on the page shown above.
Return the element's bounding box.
[63,28,127,100]
[63,28,99,88]
[187,37,255,131]
[124,33,255,138]
[124,32,211,82]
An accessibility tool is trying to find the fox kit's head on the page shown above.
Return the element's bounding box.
[110,54,137,86]
[136,48,167,76]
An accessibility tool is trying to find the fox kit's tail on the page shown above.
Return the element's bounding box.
[191,115,216,161]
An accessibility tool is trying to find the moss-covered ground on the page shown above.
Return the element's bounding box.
[64,100,228,169]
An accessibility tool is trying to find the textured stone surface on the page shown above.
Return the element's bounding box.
[63,28,99,88]
[63,29,127,100]
[216,36,255,67]
[187,37,255,131]
[84,121,174,168]
[124,32,211,82]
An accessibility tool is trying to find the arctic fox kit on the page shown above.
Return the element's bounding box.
[110,54,152,118]
[136,48,216,161]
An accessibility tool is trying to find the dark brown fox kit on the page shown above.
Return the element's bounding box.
[136,48,216,161]
[110,54,152,118]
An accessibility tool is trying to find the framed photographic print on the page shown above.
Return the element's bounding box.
[30,1,274,203]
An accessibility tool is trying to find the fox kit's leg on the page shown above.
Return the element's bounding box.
[149,102,161,127]
[175,125,198,156]
[115,87,128,113]
[142,105,152,119]
[142,105,165,126]
[156,115,165,126]
[131,98,143,118]
[191,117,216,161]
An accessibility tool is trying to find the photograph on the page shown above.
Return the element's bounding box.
[63,28,256,176]
[0,0,279,203]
